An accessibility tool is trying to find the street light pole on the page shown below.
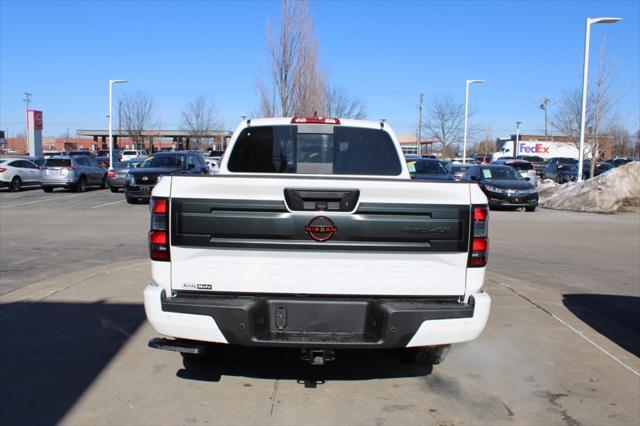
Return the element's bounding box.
[577,16,622,182]
[23,92,32,153]
[108,79,127,169]
[515,121,524,156]
[462,80,484,164]
[417,93,423,157]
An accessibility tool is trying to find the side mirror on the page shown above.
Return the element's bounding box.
[470,175,478,181]
[187,163,195,170]
[525,177,531,181]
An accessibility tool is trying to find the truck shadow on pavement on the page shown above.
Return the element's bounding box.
[0,300,146,426]
[177,345,433,387]
[563,293,640,357]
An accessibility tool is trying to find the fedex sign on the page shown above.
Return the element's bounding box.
[520,142,550,154]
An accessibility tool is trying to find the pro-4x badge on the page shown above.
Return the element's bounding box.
[305,216,337,242]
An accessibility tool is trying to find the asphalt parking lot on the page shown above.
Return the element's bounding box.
[1,187,639,425]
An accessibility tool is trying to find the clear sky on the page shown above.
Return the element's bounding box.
[1,0,638,141]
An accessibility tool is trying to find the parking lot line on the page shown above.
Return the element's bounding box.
[0,194,83,208]
[495,279,640,377]
[91,199,126,209]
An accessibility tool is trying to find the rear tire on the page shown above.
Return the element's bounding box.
[525,206,536,212]
[126,196,137,204]
[110,186,119,193]
[42,187,54,193]
[74,177,87,193]
[10,177,21,192]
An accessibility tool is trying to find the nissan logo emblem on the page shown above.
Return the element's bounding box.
[305,216,337,242]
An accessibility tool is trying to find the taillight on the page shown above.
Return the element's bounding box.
[474,205,488,221]
[291,117,341,125]
[65,166,77,171]
[149,197,169,261]
[107,171,116,177]
[468,205,489,267]
[0,168,6,173]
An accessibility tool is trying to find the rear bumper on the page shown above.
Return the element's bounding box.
[108,176,126,188]
[144,284,491,348]
[41,175,77,188]
[41,181,76,188]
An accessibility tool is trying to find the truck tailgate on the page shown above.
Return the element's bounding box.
[168,176,471,296]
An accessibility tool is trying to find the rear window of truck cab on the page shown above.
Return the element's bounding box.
[227,125,402,175]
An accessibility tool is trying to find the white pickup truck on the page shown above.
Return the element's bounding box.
[144,117,491,366]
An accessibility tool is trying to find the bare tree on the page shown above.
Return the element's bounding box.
[553,87,582,145]
[257,0,325,117]
[608,124,632,158]
[120,92,156,151]
[473,125,495,157]
[554,43,622,177]
[324,85,366,119]
[424,94,466,158]
[181,96,223,151]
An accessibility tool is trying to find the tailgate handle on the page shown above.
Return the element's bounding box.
[284,189,360,212]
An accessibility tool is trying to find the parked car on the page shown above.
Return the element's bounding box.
[0,158,41,191]
[541,158,578,181]
[438,159,451,170]
[608,158,634,167]
[554,164,579,183]
[40,156,108,192]
[582,161,614,180]
[447,163,474,181]
[473,155,492,164]
[450,157,477,164]
[121,149,148,161]
[515,155,546,176]
[24,156,46,168]
[124,151,208,203]
[107,159,144,192]
[406,157,454,180]
[97,149,122,163]
[69,150,96,158]
[462,164,538,211]
[43,151,68,158]
[491,159,538,185]
[204,156,221,174]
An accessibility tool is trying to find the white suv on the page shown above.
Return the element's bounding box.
[0,158,41,191]
[121,150,148,161]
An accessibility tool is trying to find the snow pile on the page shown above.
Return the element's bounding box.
[537,180,560,199]
[539,162,640,213]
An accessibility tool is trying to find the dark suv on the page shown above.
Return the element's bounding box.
[541,157,578,181]
[124,152,208,203]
